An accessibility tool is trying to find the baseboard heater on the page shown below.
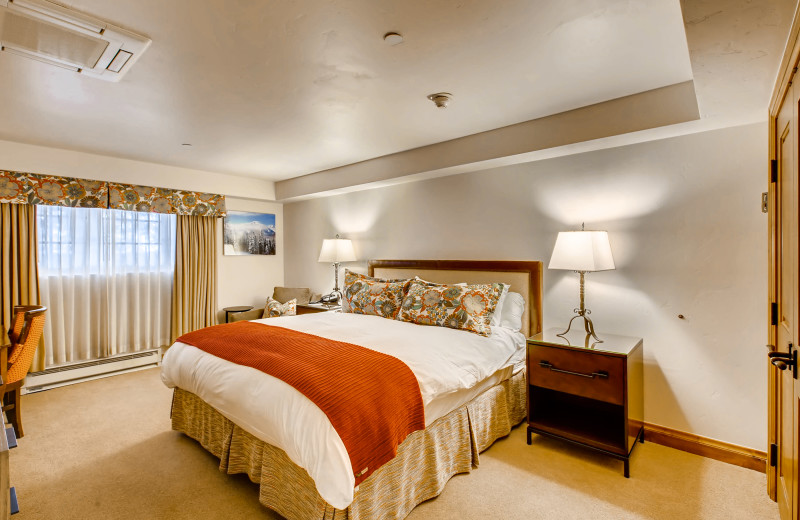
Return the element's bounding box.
[22,349,161,394]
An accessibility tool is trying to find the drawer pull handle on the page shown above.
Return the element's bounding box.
[539,361,609,379]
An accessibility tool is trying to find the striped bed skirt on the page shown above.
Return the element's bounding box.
[170,369,527,520]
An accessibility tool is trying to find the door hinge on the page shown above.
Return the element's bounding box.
[772,302,779,325]
[762,192,769,213]
[770,443,778,467]
[771,159,778,183]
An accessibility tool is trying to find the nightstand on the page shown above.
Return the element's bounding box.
[296,303,341,315]
[526,328,644,477]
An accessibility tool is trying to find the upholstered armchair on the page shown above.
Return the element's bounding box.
[272,287,319,305]
[1,305,47,438]
[229,308,265,322]
[229,287,321,322]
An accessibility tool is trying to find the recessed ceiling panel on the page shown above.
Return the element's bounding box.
[0,9,108,67]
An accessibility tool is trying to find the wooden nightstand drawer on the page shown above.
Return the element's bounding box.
[529,344,624,405]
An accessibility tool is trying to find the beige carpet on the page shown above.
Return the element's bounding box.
[8,368,777,520]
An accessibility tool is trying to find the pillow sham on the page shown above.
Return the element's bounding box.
[263,297,297,318]
[342,270,409,319]
[414,277,509,329]
[499,291,525,331]
[396,280,504,336]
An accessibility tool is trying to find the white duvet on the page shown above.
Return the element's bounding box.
[160,312,525,509]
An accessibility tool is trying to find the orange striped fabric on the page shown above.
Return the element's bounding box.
[7,314,45,384]
[7,311,25,364]
[177,321,425,486]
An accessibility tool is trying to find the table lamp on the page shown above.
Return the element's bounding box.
[548,225,615,342]
[318,234,356,303]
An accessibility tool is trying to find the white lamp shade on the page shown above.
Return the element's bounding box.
[548,231,615,272]
[318,238,356,263]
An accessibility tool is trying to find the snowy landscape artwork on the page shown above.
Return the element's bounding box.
[223,211,276,255]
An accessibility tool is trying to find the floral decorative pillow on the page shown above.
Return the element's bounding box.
[262,297,297,318]
[396,280,504,336]
[342,270,409,318]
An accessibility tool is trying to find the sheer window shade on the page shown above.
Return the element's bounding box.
[36,206,176,367]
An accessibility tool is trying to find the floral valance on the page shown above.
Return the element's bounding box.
[0,170,226,217]
[0,171,108,208]
[107,182,226,217]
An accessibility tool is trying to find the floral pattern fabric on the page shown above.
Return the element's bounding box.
[108,183,174,213]
[108,182,227,217]
[342,270,410,319]
[0,170,226,217]
[263,297,297,318]
[171,189,226,217]
[0,171,108,208]
[396,280,504,337]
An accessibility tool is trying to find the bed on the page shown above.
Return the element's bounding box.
[162,260,543,519]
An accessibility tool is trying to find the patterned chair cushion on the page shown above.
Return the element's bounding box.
[396,280,504,336]
[263,297,297,318]
[342,270,410,318]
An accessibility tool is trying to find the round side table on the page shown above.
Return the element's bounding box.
[223,305,254,323]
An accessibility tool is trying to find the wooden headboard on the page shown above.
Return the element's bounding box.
[368,260,543,338]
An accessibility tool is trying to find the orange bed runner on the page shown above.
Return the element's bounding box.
[177,321,425,486]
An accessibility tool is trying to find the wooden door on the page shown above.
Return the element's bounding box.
[773,74,800,520]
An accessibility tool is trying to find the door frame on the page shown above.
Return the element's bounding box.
[769,5,800,502]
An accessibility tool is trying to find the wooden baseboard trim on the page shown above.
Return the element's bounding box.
[644,423,766,473]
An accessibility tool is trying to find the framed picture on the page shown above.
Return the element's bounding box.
[223,211,276,255]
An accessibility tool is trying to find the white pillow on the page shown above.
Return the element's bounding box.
[490,283,510,327]
[499,291,525,331]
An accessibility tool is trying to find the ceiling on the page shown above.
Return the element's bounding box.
[0,0,696,182]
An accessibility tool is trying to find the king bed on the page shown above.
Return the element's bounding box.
[161,260,543,519]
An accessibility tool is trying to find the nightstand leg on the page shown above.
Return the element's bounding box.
[527,428,532,445]
[623,459,630,478]
[639,429,645,443]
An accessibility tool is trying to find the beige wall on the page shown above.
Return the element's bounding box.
[284,122,768,450]
[216,197,284,322]
[0,138,276,201]
[0,139,285,321]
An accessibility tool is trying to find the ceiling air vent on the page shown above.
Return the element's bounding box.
[0,0,150,81]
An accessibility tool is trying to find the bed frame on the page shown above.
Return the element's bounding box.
[171,259,543,520]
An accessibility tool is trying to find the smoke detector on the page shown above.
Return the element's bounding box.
[383,32,403,46]
[427,92,452,109]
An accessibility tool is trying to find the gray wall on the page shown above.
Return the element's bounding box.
[284,122,767,449]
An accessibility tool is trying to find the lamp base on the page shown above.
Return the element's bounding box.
[556,312,603,343]
[557,270,603,343]
[329,261,343,303]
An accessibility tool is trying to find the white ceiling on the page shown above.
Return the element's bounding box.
[0,0,695,182]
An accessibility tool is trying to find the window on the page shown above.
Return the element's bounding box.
[37,205,175,275]
[36,206,176,367]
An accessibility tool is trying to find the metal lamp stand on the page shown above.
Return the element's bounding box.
[556,270,603,343]
[330,261,342,304]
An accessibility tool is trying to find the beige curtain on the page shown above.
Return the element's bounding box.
[0,203,44,372]
[172,215,218,341]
